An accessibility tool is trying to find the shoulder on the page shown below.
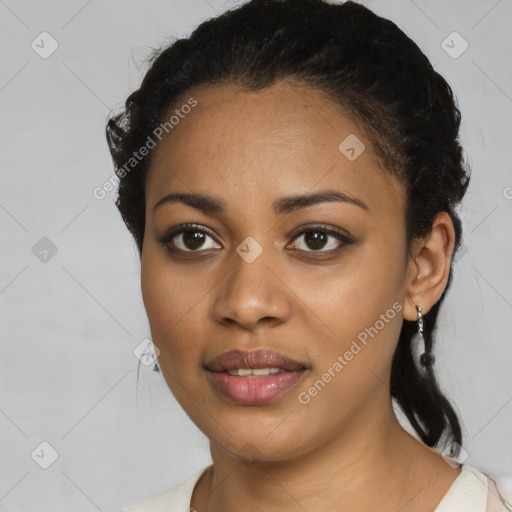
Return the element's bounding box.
[434,464,512,512]
[116,465,212,512]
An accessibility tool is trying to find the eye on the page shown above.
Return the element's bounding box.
[288,224,353,253]
[157,223,354,256]
[157,223,221,253]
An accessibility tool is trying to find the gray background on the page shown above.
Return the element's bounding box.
[1,0,511,510]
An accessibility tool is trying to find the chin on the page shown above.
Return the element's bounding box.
[209,424,314,464]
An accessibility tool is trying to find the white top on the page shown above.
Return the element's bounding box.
[117,464,512,512]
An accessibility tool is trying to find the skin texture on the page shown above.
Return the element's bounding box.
[141,80,460,512]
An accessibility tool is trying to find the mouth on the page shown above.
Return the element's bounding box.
[205,349,310,405]
[224,367,289,376]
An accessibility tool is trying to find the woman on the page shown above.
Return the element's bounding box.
[106,0,511,510]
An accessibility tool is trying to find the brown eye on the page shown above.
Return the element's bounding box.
[157,224,221,252]
[301,230,329,251]
[289,225,353,253]
[178,230,209,251]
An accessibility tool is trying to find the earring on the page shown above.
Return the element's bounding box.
[416,304,424,334]
[153,362,160,372]
[415,305,435,367]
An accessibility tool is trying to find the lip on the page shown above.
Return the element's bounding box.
[205,349,309,405]
[205,349,308,372]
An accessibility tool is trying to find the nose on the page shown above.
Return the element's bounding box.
[212,249,292,331]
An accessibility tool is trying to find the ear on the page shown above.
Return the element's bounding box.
[403,212,456,321]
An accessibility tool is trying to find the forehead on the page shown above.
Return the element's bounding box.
[146,80,405,216]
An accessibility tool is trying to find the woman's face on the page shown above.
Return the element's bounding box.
[141,81,413,461]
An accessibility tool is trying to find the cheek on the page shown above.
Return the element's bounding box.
[141,255,174,337]
[291,273,404,430]
[141,250,195,354]
[140,255,205,409]
[305,257,402,324]
[296,239,406,367]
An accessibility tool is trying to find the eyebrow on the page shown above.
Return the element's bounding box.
[152,189,369,215]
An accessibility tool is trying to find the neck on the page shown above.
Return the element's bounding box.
[193,397,453,512]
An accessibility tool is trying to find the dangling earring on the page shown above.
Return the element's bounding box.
[415,305,435,367]
[153,362,160,372]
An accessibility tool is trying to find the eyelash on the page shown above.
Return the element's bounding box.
[157,223,354,257]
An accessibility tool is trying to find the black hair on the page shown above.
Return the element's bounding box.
[106,0,470,452]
